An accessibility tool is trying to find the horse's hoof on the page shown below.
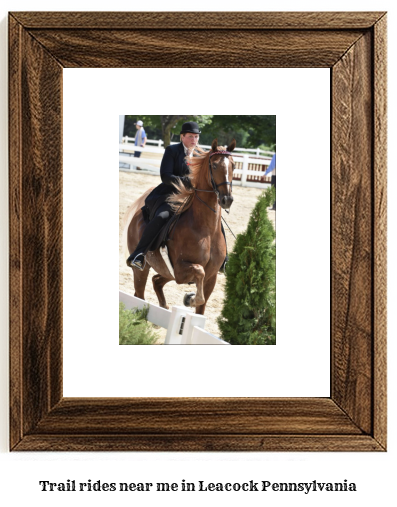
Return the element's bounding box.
[183,292,195,307]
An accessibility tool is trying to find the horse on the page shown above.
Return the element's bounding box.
[122,138,236,315]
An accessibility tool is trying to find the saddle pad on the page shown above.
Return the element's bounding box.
[159,245,175,278]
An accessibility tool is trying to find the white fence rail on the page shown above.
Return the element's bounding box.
[119,290,229,345]
[122,136,274,157]
[199,144,274,157]
[120,143,273,188]
[119,154,161,174]
[123,136,165,147]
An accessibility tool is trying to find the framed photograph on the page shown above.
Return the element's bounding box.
[64,70,329,398]
[118,114,277,347]
[9,11,387,451]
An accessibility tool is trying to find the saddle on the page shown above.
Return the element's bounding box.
[141,194,183,254]
[147,212,179,253]
[141,193,168,223]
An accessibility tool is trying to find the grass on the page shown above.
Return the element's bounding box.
[119,302,159,345]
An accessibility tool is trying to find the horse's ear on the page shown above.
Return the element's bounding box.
[227,139,236,153]
[211,139,218,152]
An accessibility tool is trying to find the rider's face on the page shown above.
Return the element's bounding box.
[182,133,199,149]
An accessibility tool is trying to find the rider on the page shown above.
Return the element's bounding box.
[126,121,228,272]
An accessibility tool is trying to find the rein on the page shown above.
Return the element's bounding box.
[194,150,234,208]
[192,150,236,238]
[193,191,236,239]
[208,150,233,196]
[194,191,217,213]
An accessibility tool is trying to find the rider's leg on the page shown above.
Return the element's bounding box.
[219,222,229,273]
[127,203,172,270]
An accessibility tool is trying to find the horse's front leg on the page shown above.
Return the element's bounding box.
[195,274,218,315]
[174,261,206,307]
[132,262,150,300]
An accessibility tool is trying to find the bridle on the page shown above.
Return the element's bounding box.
[194,150,233,196]
[208,150,233,197]
[191,150,234,215]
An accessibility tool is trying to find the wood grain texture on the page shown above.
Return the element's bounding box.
[31,398,362,435]
[373,15,387,449]
[9,15,23,450]
[27,29,364,68]
[332,32,373,434]
[14,435,383,452]
[11,11,386,29]
[8,11,387,452]
[9,16,64,447]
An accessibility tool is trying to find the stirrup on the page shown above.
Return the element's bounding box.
[127,253,146,271]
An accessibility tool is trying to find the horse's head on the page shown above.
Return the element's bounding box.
[209,138,236,210]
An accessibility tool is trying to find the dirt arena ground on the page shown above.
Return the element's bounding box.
[119,169,275,343]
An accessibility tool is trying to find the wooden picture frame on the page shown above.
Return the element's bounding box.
[9,11,387,451]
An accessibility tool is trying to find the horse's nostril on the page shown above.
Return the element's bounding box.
[221,195,233,209]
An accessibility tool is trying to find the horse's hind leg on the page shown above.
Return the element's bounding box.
[152,274,172,309]
[132,263,150,300]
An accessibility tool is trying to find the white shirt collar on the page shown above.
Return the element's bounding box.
[182,143,193,157]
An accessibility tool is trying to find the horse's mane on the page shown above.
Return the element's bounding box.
[167,145,227,214]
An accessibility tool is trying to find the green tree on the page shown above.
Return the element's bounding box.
[119,303,159,345]
[217,187,276,345]
[124,116,163,141]
[125,115,275,149]
[199,115,276,150]
[125,115,213,147]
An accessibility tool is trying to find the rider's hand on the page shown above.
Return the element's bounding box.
[181,176,193,189]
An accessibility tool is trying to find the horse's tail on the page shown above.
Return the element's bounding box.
[121,187,155,261]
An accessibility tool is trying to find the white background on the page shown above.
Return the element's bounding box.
[0,1,395,507]
[63,68,330,397]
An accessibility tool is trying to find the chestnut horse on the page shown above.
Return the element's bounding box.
[122,139,236,315]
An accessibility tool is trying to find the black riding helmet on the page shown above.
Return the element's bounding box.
[180,121,201,135]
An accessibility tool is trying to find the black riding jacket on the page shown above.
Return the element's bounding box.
[144,142,196,212]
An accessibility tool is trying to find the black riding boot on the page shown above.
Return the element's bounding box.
[126,205,171,270]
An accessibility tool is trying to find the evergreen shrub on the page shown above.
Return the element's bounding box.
[119,302,158,345]
[218,187,276,345]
